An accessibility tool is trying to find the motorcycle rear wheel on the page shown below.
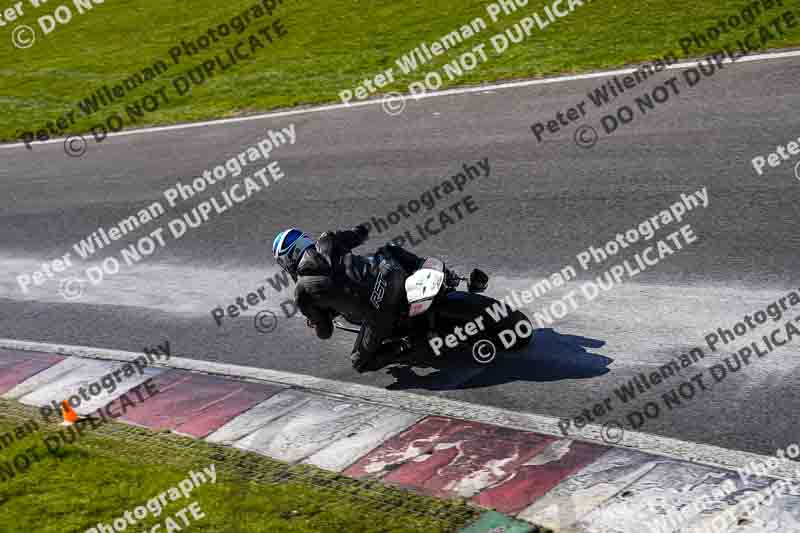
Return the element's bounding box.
[433,292,533,352]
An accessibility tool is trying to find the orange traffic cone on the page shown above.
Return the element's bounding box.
[60,400,80,426]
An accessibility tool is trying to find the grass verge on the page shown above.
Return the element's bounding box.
[2,0,800,142]
[0,399,479,533]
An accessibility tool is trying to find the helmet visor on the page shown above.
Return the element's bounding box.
[274,231,314,281]
[277,253,295,275]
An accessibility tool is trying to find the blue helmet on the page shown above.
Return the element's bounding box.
[272,228,315,279]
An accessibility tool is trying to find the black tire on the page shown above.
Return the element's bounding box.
[503,310,533,350]
[433,292,532,354]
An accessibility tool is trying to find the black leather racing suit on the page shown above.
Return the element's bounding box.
[294,225,424,370]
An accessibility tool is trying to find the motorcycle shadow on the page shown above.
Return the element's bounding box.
[385,328,612,391]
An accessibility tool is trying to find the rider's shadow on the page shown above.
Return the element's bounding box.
[385,328,613,391]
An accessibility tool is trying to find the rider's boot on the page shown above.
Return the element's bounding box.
[351,337,412,373]
[351,350,379,373]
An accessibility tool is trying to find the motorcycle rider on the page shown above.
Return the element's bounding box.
[272,225,424,372]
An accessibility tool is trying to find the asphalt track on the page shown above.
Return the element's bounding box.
[1,54,799,459]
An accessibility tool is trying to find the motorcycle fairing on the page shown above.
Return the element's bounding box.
[405,257,445,317]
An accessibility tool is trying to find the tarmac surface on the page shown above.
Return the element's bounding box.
[1,55,799,457]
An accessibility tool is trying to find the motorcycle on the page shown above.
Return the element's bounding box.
[333,257,532,369]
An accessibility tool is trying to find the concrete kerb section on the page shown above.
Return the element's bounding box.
[1,337,795,481]
[2,338,800,532]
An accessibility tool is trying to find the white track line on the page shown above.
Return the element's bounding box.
[2,337,798,481]
[2,49,799,150]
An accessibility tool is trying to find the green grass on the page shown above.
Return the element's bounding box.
[2,0,800,141]
[0,402,478,533]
